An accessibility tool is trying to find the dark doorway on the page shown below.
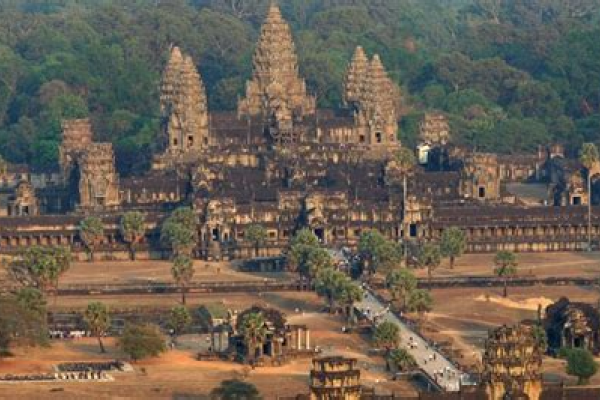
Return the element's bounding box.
[212,228,220,241]
[478,187,486,198]
[314,228,325,243]
[572,196,582,206]
[409,224,418,238]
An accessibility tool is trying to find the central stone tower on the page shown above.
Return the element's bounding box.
[237,3,316,144]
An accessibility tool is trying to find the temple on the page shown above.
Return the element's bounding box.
[1,4,600,260]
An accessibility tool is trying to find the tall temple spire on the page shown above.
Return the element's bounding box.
[237,3,315,122]
[343,46,369,107]
[160,46,209,154]
[353,53,400,146]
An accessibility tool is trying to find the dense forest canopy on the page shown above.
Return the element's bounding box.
[0,0,599,175]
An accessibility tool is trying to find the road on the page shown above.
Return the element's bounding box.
[356,289,466,392]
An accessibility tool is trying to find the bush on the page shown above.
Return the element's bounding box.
[118,324,166,362]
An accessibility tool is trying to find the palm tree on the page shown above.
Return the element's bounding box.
[418,243,441,289]
[244,224,268,258]
[493,250,518,298]
[395,148,417,261]
[386,269,417,310]
[239,312,267,360]
[171,254,195,305]
[440,227,467,269]
[120,211,146,260]
[388,348,417,372]
[78,216,104,262]
[580,143,599,251]
[84,301,110,353]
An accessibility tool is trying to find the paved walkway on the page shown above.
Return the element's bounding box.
[356,289,466,392]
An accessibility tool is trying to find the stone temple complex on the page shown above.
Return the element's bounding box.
[1,4,600,260]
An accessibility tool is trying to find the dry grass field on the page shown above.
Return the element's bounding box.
[0,291,416,399]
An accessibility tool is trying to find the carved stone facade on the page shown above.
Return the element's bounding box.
[419,112,450,146]
[481,325,543,400]
[545,297,600,354]
[309,357,361,400]
[160,46,209,156]
[78,143,120,211]
[238,4,316,126]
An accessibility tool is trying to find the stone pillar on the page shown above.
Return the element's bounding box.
[297,327,303,350]
[306,329,310,350]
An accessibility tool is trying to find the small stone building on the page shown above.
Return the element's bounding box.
[309,357,361,400]
[544,297,600,354]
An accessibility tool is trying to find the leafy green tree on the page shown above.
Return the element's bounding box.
[386,269,417,309]
[388,348,417,372]
[405,289,433,316]
[314,268,347,313]
[374,240,404,274]
[168,305,191,337]
[303,247,334,279]
[493,250,518,298]
[580,143,599,250]
[440,227,467,269]
[171,254,195,305]
[566,348,599,385]
[14,287,46,318]
[8,246,71,296]
[288,228,320,274]
[210,379,262,400]
[161,207,197,256]
[418,243,442,289]
[84,301,110,354]
[120,211,146,260]
[0,295,48,355]
[373,321,400,351]
[78,216,104,262]
[338,281,363,320]
[118,324,166,362]
[238,312,267,360]
[244,224,268,258]
[358,230,386,274]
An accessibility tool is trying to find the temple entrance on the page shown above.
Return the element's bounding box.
[572,196,582,206]
[212,227,220,241]
[478,186,486,198]
[409,224,418,238]
[314,228,325,243]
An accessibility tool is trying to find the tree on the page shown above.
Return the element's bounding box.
[440,227,467,269]
[374,240,403,275]
[118,324,166,362]
[238,312,267,360]
[373,321,400,351]
[210,379,262,400]
[161,207,197,256]
[338,281,363,320]
[244,224,268,258]
[120,211,146,260]
[388,348,417,372]
[493,250,518,298]
[358,230,386,274]
[418,243,441,289]
[171,254,195,305]
[566,348,598,385]
[7,246,71,297]
[14,288,46,318]
[303,247,334,280]
[168,305,191,338]
[405,289,433,316]
[288,228,320,273]
[386,269,417,309]
[395,148,416,260]
[314,268,347,313]
[0,295,48,355]
[580,143,599,251]
[78,216,104,262]
[84,301,110,354]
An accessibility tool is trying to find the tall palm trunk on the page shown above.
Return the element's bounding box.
[403,174,408,265]
[588,174,592,251]
[181,286,187,305]
[428,267,432,290]
[97,336,106,353]
[503,278,508,298]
